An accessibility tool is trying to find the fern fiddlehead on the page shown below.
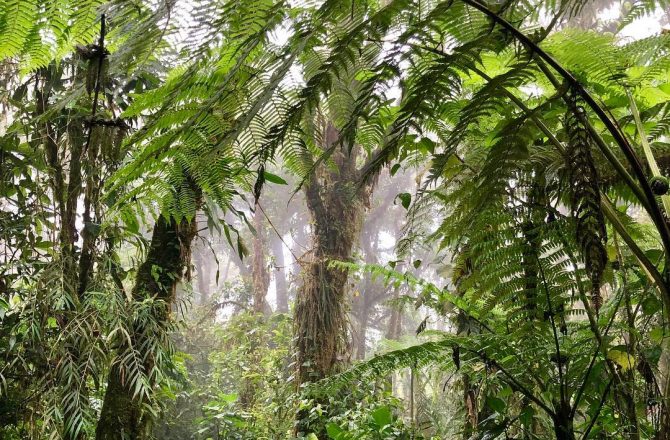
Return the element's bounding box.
[565,89,607,312]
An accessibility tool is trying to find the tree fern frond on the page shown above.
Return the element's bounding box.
[564,90,607,312]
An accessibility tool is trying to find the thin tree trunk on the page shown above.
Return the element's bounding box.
[37,63,105,440]
[77,126,102,297]
[355,282,378,361]
[271,235,289,313]
[221,258,232,284]
[659,381,670,440]
[195,250,210,305]
[356,302,369,360]
[385,286,403,341]
[252,202,270,315]
[552,403,576,440]
[384,287,402,395]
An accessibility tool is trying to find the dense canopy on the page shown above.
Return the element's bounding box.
[1,0,670,439]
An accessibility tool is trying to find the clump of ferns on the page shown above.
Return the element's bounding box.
[429,158,588,334]
[562,90,608,314]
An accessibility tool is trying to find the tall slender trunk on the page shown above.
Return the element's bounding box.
[95,207,199,440]
[655,342,670,439]
[271,236,289,313]
[37,59,116,439]
[658,369,670,439]
[552,402,576,440]
[383,287,402,395]
[236,204,272,408]
[252,202,270,315]
[77,125,103,297]
[385,287,403,341]
[355,301,370,360]
[195,250,211,305]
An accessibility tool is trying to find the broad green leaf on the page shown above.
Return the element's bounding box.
[262,170,288,185]
[396,192,411,210]
[326,423,345,439]
[371,405,393,428]
[486,396,506,414]
[607,347,635,371]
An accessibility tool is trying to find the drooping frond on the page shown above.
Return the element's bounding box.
[564,90,607,311]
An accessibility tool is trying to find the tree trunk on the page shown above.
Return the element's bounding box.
[385,287,403,341]
[195,250,211,305]
[37,63,116,439]
[271,235,289,313]
[294,122,372,437]
[355,301,369,360]
[252,202,271,315]
[552,405,576,440]
[658,369,670,440]
[95,210,199,440]
[383,287,402,395]
[295,127,371,383]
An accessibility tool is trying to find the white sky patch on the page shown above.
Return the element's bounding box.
[600,3,622,22]
[519,83,542,99]
[618,9,666,40]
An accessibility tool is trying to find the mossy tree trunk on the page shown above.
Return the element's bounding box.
[295,123,372,383]
[294,122,373,437]
[95,207,199,440]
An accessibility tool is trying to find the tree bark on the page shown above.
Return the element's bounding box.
[552,403,576,440]
[295,123,371,383]
[251,202,271,315]
[195,249,211,305]
[271,235,289,313]
[37,62,115,439]
[355,301,369,360]
[294,122,372,438]
[95,210,199,440]
[385,286,403,341]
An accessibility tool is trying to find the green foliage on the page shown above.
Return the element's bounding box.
[2,0,670,438]
[325,401,412,440]
[156,306,295,440]
[564,91,608,311]
[0,0,103,71]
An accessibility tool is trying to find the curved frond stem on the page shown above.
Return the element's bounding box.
[468,348,557,418]
[626,88,670,214]
[570,271,627,417]
[580,377,614,440]
[458,0,670,264]
[578,108,652,212]
[536,257,566,405]
[600,196,670,306]
[450,52,669,311]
